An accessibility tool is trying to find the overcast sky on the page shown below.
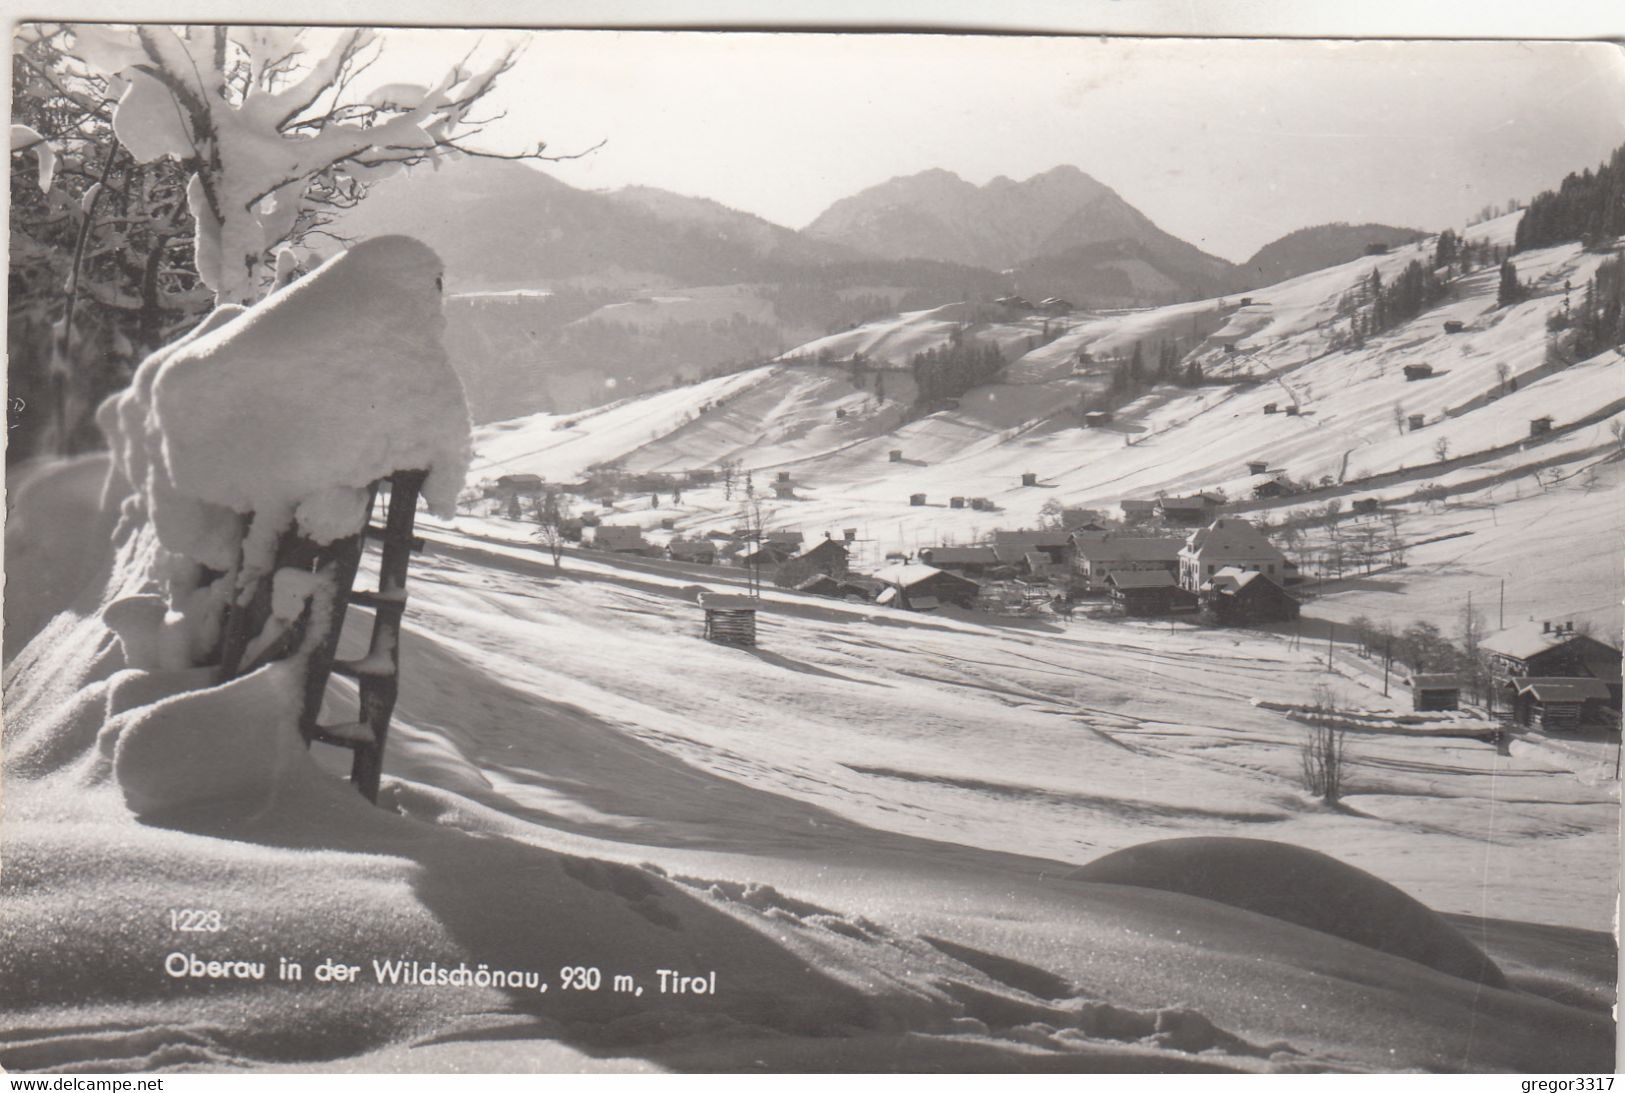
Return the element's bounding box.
[375,31,1623,261]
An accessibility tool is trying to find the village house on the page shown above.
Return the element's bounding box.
[992,530,1075,573]
[737,542,795,580]
[796,573,880,602]
[1178,517,1288,591]
[773,537,850,587]
[1105,570,1199,617]
[1072,534,1183,590]
[1120,498,1158,525]
[666,538,718,565]
[1249,473,1293,500]
[916,545,1001,577]
[1157,493,1225,527]
[491,472,545,498]
[871,563,981,610]
[1481,621,1623,714]
[1201,567,1301,624]
[589,525,648,553]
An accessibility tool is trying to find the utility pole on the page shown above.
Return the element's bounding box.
[1382,633,1391,698]
[1499,579,1505,630]
[1326,623,1335,669]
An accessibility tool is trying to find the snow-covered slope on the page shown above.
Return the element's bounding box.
[4,216,1617,1075]
[473,213,1625,632]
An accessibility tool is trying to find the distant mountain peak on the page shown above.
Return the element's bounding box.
[803,163,1232,302]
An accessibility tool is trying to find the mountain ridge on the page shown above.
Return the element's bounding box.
[803,164,1244,304]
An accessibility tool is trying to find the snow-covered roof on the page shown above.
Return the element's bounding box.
[1480,622,1612,660]
[920,546,999,565]
[871,563,946,588]
[1076,536,1183,564]
[1183,519,1285,564]
[697,592,757,610]
[1514,677,1611,702]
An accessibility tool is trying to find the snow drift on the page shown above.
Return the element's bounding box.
[22,234,474,820]
[1071,837,1506,988]
[101,234,470,579]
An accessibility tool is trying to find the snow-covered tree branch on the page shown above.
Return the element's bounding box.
[57,24,544,305]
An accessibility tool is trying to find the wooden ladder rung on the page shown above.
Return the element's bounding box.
[350,589,408,612]
[331,658,396,681]
[310,721,376,749]
[364,524,425,553]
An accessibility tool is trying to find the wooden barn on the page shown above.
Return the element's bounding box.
[492,473,545,498]
[1200,568,1301,625]
[993,530,1076,572]
[1073,535,1183,590]
[1157,493,1225,527]
[1512,677,1613,731]
[698,592,758,646]
[1402,364,1435,381]
[1105,570,1198,616]
[871,563,980,610]
[796,574,879,601]
[590,525,648,553]
[917,545,1000,577]
[737,541,795,575]
[667,539,718,565]
[1530,416,1554,437]
[1410,673,1461,711]
[773,538,851,587]
[1443,320,1465,334]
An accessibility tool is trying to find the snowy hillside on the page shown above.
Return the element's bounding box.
[5,222,1618,1075]
[473,213,1625,633]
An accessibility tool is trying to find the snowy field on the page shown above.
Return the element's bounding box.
[4,495,1617,1072]
[4,218,1618,1075]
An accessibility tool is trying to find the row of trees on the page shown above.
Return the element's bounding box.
[1092,339,1204,405]
[1545,254,1625,365]
[1344,608,1492,706]
[909,329,1005,407]
[1432,228,1514,278]
[1513,142,1625,253]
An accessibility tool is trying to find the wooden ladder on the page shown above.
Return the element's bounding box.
[216,469,427,804]
[315,470,427,801]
